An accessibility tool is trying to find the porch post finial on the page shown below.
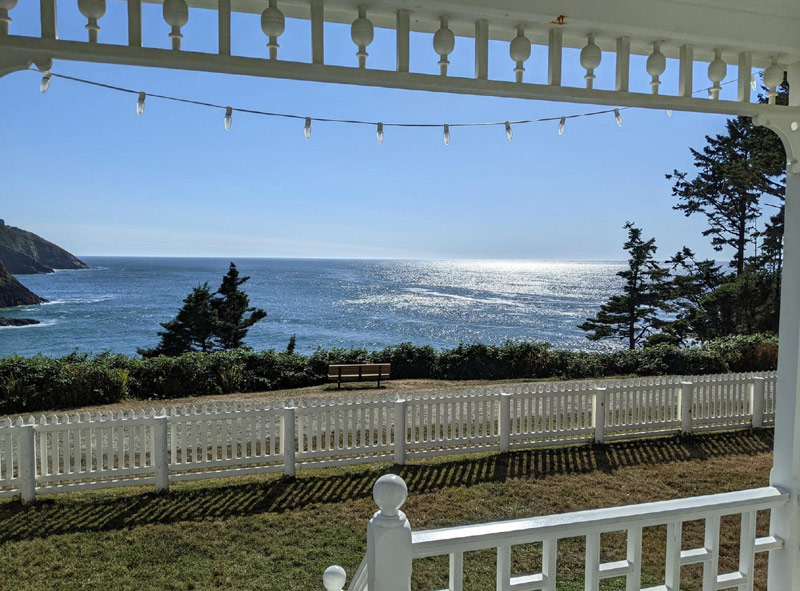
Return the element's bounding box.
[367,474,412,591]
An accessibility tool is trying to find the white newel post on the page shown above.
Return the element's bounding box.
[153,416,170,492]
[680,381,694,434]
[282,406,296,477]
[499,393,511,453]
[767,72,800,591]
[18,424,36,504]
[394,399,407,465]
[367,474,412,591]
[593,387,606,443]
[752,377,765,429]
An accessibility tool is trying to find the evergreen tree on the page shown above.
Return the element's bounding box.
[211,263,267,350]
[666,116,785,277]
[139,283,218,357]
[579,223,671,349]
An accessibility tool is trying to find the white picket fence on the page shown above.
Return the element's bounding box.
[0,371,776,502]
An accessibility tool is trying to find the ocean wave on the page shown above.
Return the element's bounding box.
[0,320,57,330]
[40,296,113,306]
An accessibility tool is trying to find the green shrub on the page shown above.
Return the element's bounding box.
[0,335,777,414]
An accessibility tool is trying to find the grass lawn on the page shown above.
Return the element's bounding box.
[0,429,774,590]
[12,376,592,417]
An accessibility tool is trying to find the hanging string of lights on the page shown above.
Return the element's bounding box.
[33,68,745,144]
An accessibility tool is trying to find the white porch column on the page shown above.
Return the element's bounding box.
[767,64,800,589]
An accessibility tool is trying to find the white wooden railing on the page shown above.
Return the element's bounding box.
[0,371,776,503]
[331,475,788,591]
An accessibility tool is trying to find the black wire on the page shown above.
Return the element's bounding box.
[37,68,740,129]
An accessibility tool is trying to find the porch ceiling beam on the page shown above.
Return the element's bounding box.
[3,35,796,120]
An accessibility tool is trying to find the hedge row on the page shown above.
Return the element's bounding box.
[0,334,778,415]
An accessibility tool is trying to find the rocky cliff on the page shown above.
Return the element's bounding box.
[0,259,46,308]
[0,219,88,274]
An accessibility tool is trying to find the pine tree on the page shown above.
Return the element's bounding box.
[579,223,670,349]
[139,283,218,357]
[666,116,785,277]
[211,263,267,351]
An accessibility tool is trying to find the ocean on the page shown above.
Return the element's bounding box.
[0,258,625,358]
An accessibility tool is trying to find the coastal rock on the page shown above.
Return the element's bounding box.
[0,259,46,308]
[0,219,88,274]
[0,317,40,326]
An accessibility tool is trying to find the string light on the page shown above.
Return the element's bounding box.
[40,72,51,94]
[30,69,744,143]
[224,106,233,130]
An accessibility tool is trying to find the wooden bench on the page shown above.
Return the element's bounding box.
[327,363,390,389]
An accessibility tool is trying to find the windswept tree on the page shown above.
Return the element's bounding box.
[212,263,267,350]
[579,223,671,350]
[139,263,266,357]
[139,283,218,357]
[666,115,785,277]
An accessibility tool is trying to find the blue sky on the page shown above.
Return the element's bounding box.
[0,2,760,260]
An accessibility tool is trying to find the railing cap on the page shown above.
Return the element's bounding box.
[374,474,407,517]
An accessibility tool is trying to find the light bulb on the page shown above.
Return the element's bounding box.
[377,122,384,144]
[614,108,623,127]
[224,106,232,131]
[666,109,672,117]
[40,72,51,94]
[443,124,450,146]
[505,121,513,141]
[136,92,146,117]
[557,116,565,136]
[304,117,311,140]
[751,73,757,91]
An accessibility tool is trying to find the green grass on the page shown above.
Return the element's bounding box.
[0,430,775,590]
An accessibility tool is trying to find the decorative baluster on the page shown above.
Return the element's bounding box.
[78,0,105,43]
[764,57,783,105]
[261,0,284,60]
[646,41,666,94]
[707,49,726,99]
[0,0,16,36]
[163,0,188,51]
[509,26,531,83]
[580,34,601,89]
[434,16,455,76]
[351,5,373,69]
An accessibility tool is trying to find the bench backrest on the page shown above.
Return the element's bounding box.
[328,363,390,376]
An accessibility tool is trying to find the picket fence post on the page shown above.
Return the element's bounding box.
[499,393,511,453]
[394,399,407,465]
[367,474,412,591]
[282,406,296,477]
[593,387,606,443]
[752,377,765,429]
[153,416,170,493]
[18,424,36,505]
[680,381,694,434]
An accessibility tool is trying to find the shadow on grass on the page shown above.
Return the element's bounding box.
[0,429,773,544]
